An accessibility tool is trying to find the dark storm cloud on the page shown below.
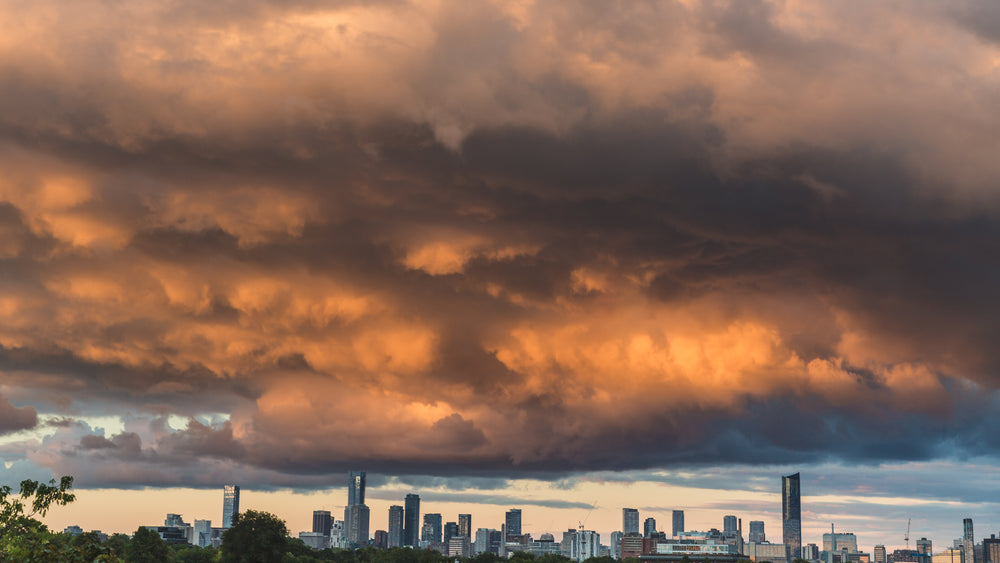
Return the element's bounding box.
[0,0,999,490]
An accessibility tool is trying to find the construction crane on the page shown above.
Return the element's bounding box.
[579,501,598,531]
[904,518,911,550]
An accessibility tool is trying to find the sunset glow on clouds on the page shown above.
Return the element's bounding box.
[0,0,1000,545]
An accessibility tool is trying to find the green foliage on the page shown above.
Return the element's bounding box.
[0,476,80,561]
[582,557,616,563]
[173,543,220,562]
[221,509,290,562]
[127,526,171,562]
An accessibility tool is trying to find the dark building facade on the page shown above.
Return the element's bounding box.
[349,471,366,506]
[423,513,443,543]
[444,522,459,545]
[388,506,404,548]
[506,509,522,539]
[373,530,388,550]
[782,473,801,562]
[404,494,420,547]
[313,510,332,536]
[672,511,684,537]
[645,518,657,538]
[984,535,1000,563]
[459,514,472,538]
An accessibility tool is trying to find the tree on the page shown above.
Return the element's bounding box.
[126,526,172,562]
[221,509,290,562]
[0,475,77,561]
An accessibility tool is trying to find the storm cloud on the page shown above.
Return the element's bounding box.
[0,0,998,489]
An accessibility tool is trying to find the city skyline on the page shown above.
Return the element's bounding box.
[39,467,1000,557]
[1,0,1000,558]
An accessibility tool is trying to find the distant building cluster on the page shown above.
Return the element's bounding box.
[58,471,1000,563]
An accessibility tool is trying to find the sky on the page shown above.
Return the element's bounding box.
[0,0,998,552]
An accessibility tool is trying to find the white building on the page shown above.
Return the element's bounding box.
[747,542,788,563]
[562,530,601,562]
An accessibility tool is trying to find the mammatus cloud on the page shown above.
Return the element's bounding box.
[0,0,999,488]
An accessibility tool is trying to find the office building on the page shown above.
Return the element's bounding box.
[313,511,332,537]
[983,535,1000,563]
[475,528,499,556]
[300,532,328,549]
[404,494,420,547]
[388,506,404,548]
[194,520,212,548]
[624,508,640,535]
[346,504,370,546]
[932,548,962,563]
[673,510,685,537]
[611,531,624,559]
[423,513,443,543]
[349,471,366,506]
[875,546,887,563]
[750,521,765,544]
[445,522,459,544]
[724,515,738,535]
[916,539,932,556]
[783,473,802,562]
[449,536,472,557]
[223,485,240,529]
[803,544,820,560]
[963,519,974,563]
[748,542,789,563]
[506,509,523,539]
[645,518,657,538]
[823,533,859,554]
[373,530,388,550]
[459,514,472,538]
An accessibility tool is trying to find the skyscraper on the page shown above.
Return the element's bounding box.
[916,538,932,555]
[782,473,802,563]
[423,513,443,543]
[874,545,886,563]
[672,510,684,537]
[349,471,366,506]
[404,494,420,547]
[963,518,975,563]
[983,535,1000,563]
[222,484,240,528]
[313,510,333,536]
[749,521,765,543]
[444,521,459,544]
[724,515,738,534]
[644,518,657,538]
[623,508,640,535]
[346,504,370,545]
[505,509,522,539]
[459,514,472,538]
[388,506,404,548]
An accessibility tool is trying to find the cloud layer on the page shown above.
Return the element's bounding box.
[1,0,1000,487]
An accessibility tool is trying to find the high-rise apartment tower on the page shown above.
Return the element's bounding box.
[782,473,802,563]
[222,485,240,528]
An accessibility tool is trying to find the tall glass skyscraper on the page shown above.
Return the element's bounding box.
[644,518,657,538]
[623,508,640,535]
[672,510,684,537]
[404,494,421,547]
[782,473,801,562]
[222,484,240,528]
[963,518,975,563]
[505,508,522,539]
[349,471,366,506]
